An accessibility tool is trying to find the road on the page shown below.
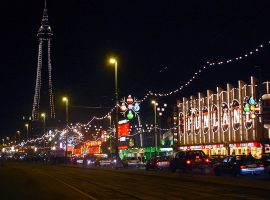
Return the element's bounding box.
[0,162,270,200]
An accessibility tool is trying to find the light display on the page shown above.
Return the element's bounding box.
[232,100,240,130]
[221,103,229,132]
[120,95,141,120]
[202,107,209,134]
[179,112,184,136]
[118,120,130,137]
[211,105,218,132]
[194,108,200,135]
[243,96,260,129]
[187,108,193,135]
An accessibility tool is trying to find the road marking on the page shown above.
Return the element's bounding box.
[40,172,97,200]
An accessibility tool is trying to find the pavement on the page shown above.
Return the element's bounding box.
[0,161,270,200]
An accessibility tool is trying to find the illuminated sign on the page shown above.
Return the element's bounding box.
[232,100,240,130]
[212,105,218,132]
[118,146,128,149]
[120,95,140,120]
[202,107,209,134]
[86,141,102,147]
[118,120,130,137]
[221,103,229,132]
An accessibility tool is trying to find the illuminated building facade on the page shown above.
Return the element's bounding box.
[174,77,270,157]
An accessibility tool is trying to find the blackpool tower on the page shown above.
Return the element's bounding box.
[32,0,55,121]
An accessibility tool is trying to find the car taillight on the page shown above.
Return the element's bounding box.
[240,165,247,169]
[205,158,211,163]
[186,160,191,165]
[259,164,264,167]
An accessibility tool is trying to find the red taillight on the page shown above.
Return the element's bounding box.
[240,165,247,169]
[259,164,264,167]
[205,158,211,163]
[156,162,159,166]
[186,160,191,165]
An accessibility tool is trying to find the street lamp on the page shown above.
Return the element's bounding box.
[109,57,119,159]
[108,115,112,128]
[25,124,29,141]
[62,97,69,125]
[152,100,158,156]
[62,96,69,162]
[41,113,46,150]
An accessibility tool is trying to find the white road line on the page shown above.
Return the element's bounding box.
[40,172,97,200]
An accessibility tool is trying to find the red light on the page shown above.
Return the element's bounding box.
[205,158,211,163]
[186,160,191,164]
[259,164,264,167]
[240,165,247,169]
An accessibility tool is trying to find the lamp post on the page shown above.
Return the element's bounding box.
[41,113,46,150]
[109,58,119,159]
[157,103,167,144]
[152,100,158,156]
[62,97,69,162]
[25,124,29,141]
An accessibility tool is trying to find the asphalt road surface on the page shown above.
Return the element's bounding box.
[0,162,270,200]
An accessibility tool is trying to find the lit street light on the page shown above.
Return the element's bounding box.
[109,57,119,160]
[62,96,69,162]
[152,100,158,156]
[25,123,29,141]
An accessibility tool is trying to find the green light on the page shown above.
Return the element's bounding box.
[244,104,250,112]
[127,110,134,120]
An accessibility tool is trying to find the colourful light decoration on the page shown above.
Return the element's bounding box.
[127,110,134,120]
[179,112,184,136]
[202,107,209,134]
[212,105,218,132]
[243,96,260,129]
[221,103,229,132]
[232,100,240,131]
[120,95,141,120]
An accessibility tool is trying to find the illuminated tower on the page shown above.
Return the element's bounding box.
[32,0,55,120]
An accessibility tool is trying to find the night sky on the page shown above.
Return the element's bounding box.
[1,0,270,137]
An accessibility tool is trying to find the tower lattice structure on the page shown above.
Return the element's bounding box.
[32,1,55,121]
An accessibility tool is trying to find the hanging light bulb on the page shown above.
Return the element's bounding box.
[127,110,134,120]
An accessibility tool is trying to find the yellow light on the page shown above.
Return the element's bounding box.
[109,58,117,64]
[25,124,29,128]
[62,97,68,102]
[41,113,46,118]
[151,100,156,104]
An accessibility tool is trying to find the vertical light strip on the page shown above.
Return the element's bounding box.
[48,39,55,119]
[32,39,43,120]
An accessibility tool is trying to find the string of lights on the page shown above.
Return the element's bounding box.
[86,40,270,123]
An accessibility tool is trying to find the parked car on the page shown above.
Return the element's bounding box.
[122,157,141,168]
[210,155,226,164]
[261,153,270,172]
[170,150,212,173]
[145,156,171,171]
[213,155,265,177]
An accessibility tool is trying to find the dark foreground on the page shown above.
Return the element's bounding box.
[0,162,270,200]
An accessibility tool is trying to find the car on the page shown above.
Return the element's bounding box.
[213,155,265,177]
[96,157,115,166]
[210,155,226,164]
[261,153,270,172]
[83,154,98,166]
[145,156,171,171]
[169,150,212,173]
[122,157,141,168]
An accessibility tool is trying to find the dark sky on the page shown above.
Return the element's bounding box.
[1,0,270,137]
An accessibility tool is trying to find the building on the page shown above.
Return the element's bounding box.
[173,77,270,158]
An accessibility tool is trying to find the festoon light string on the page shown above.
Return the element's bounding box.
[86,40,270,124]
